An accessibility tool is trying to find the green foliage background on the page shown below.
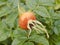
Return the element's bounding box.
[0,0,60,45]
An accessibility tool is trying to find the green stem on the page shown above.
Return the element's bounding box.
[18,1,25,15]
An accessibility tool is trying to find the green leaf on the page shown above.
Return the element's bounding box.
[13,28,27,38]
[6,11,18,28]
[12,37,27,45]
[0,21,10,41]
[53,27,59,35]
[54,20,60,26]
[48,7,60,19]
[29,35,49,45]
[12,39,20,45]
[34,6,50,18]
[54,20,60,35]
[0,1,6,6]
[26,0,38,10]
[51,13,60,19]
[0,29,10,41]
[38,0,55,6]
[23,42,34,45]
[8,0,19,8]
[26,0,55,10]
[0,6,12,17]
[0,21,3,30]
[56,42,60,45]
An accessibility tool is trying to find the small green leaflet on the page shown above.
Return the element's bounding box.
[34,6,50,18]
[29,35,49,45]
[12,37,27,45]
[6,11,18,28]
[0,21,10,41]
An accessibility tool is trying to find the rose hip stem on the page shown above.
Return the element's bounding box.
[18,2,25,15]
